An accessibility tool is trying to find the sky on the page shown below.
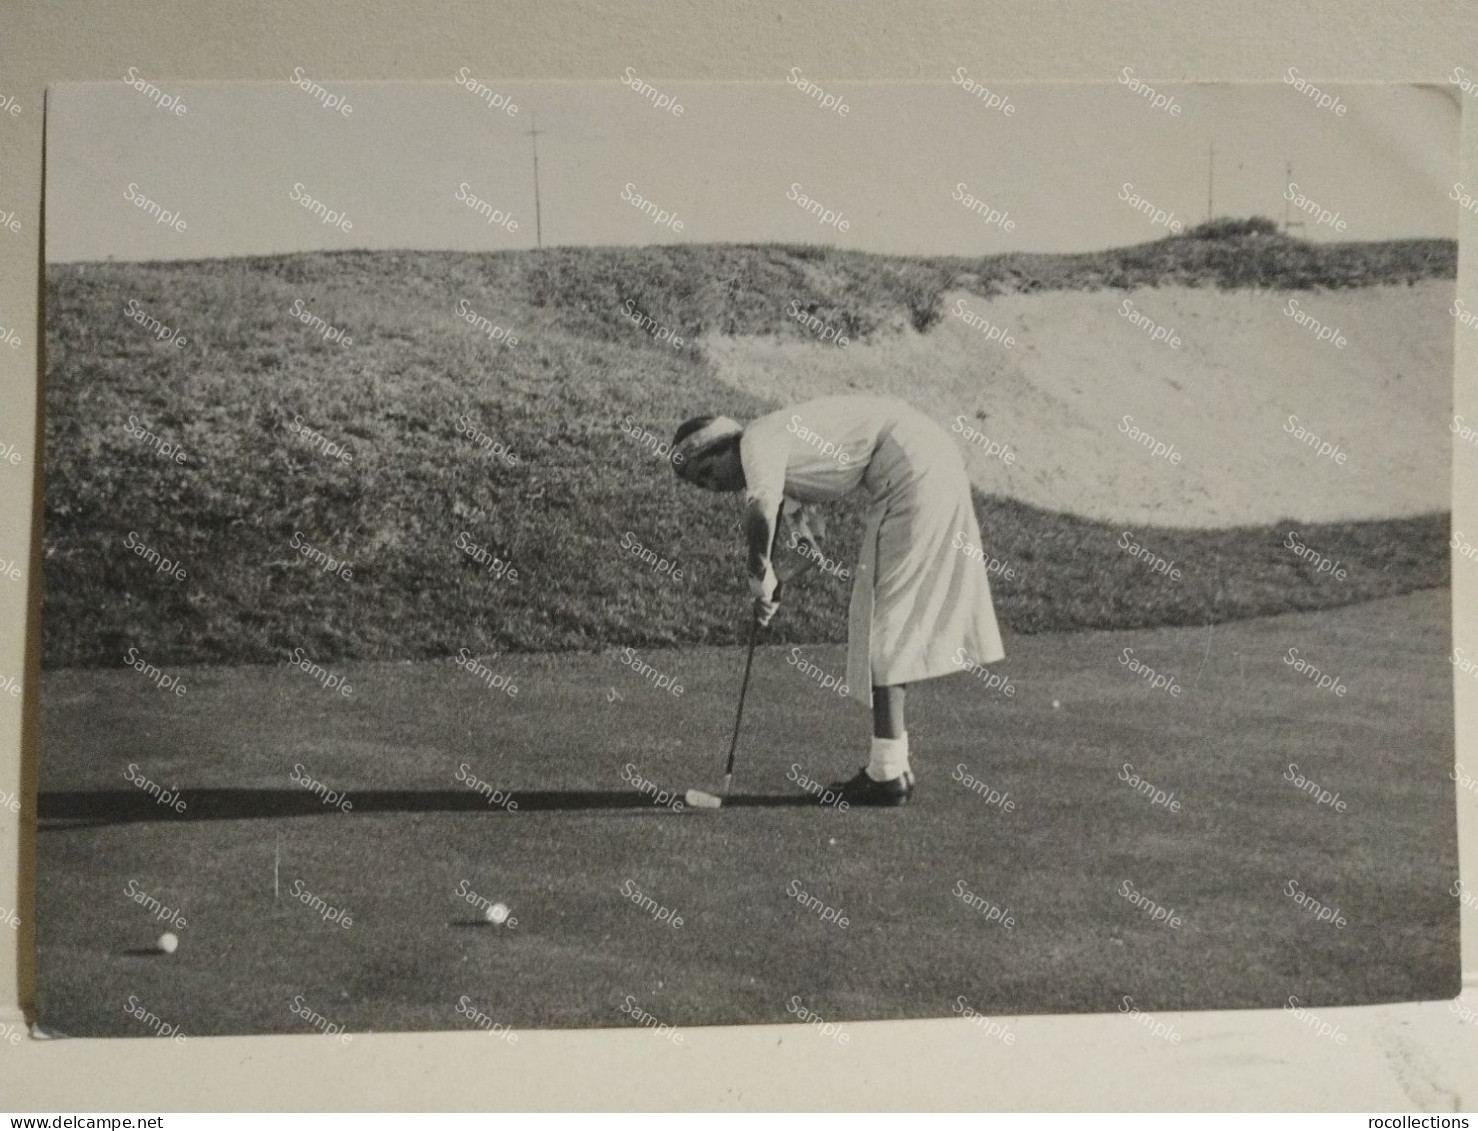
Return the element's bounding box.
[46,76,1460,262]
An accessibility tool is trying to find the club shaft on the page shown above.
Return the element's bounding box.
[723,616,759,780]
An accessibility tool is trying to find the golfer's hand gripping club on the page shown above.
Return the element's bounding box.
[748,562,781,626]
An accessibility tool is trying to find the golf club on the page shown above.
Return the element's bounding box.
[685,610,763,810]
[686,503,823,811]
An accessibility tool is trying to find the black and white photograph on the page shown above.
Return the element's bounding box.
[33,75,1464,1041]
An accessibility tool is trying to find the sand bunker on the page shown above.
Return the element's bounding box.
[703,280,1453,528]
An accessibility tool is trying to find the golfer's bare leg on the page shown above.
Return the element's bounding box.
[872,683,906,739]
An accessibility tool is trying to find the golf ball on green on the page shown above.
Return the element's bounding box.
[486,902,510,925]
[158,932,179,954]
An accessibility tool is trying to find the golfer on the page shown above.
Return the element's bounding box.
[671,395,1005,806]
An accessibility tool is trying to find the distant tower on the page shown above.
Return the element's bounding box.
[525,113,544,248]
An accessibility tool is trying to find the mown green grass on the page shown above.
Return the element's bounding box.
[35,591,1461,1032]
[42,238,1452,668]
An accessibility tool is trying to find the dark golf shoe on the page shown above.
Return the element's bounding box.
[828,767,914,807]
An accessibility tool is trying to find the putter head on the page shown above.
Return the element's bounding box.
[685,789,723,810]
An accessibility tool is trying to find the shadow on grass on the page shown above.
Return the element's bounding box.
[37,789,823,827]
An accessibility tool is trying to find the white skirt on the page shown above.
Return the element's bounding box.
[844,411,1006,706]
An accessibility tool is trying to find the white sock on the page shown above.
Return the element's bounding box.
[865,733,910,782]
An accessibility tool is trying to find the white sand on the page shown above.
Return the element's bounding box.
[702,280,1454,528]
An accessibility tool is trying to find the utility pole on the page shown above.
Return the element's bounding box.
[1206,142,1215,223]
[525,113,544,249]
[1282,160,1306,236]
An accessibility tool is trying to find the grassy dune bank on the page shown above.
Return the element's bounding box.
[43,234,1452,666]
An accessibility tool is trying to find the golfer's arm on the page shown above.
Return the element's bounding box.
[744,497,779,579]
